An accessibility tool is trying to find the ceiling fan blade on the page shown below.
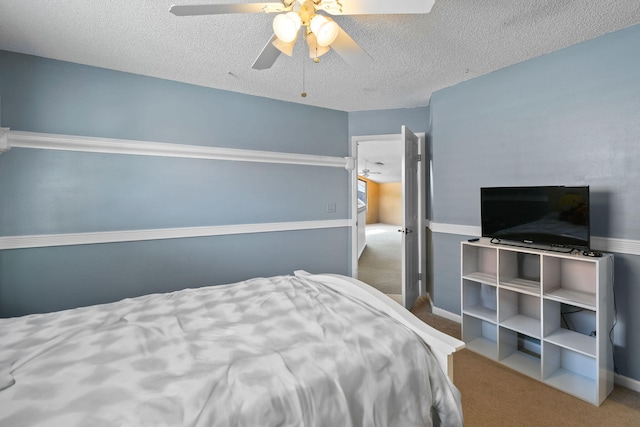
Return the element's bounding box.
[323,0,435,15]
[272,36,297,56]
[169,3,284,16]
[252,35,282,70]
[330,25,373,70]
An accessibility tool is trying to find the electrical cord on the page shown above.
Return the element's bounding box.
[607,255,618,375]
[560,307,585,331]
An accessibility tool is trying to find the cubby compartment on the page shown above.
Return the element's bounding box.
[461,244,497,285]
[499,250,541,294]
[499,328,541,379]
[543,343,597,404]
[543,300,596,357]
[462,315,498,360]
[542,256,597,309]
[498,288,540,339]
[462,279,497,323]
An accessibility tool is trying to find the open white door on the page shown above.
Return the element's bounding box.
[401,126,420,309]
[351,130,424,307]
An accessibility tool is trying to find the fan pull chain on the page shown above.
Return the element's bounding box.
[301,53,307,98]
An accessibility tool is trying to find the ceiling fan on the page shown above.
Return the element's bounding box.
[170,0,435,70]
[359,160,382,178]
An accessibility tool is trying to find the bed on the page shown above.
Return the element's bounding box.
[0,271,464,426]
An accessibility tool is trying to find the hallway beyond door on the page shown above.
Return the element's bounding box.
[357,223,401,302]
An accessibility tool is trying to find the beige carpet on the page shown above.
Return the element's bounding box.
[358,223,402,295]
[410,297,640,426]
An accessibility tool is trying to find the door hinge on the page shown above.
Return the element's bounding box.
[416,154,422,161]
[418,273,423,281]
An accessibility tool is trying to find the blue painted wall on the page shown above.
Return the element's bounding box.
[429,24,640,382]
[0,50,350,317]
[348,107,429,139]
[0,51,347,155]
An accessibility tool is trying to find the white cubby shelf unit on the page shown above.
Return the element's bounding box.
[461,240,614,406]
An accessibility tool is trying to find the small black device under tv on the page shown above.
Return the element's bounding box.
[481,186,590,250]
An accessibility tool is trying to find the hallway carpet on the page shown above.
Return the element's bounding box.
[357,223,402,295]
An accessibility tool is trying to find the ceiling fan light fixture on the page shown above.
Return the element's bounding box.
[273,12,302,43]
[309,15,339,47]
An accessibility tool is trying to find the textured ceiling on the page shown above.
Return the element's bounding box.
[1,1,640,112]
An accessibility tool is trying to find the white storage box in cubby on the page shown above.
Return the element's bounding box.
[461,240,613,406]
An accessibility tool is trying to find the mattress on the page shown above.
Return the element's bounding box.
[0,274,462,426]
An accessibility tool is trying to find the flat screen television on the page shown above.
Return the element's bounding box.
[481,186,590,249]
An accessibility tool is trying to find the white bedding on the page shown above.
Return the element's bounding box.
[0,274,463,426]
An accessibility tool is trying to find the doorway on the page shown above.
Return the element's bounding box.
[358,223,403,303]
[350,129,426,309]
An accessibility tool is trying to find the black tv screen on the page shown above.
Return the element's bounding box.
[481,186,590,249]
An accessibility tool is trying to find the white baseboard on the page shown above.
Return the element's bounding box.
[431,306,461,323]
[358,242,367,259]
[615,373,640,393]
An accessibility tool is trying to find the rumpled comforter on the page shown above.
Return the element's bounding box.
[0,274,462,426]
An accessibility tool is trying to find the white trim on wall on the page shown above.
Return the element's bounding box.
[590,236,640,255]
[429,222,481,237]
[0,128,355,170]
[615,373,640,394]
[427,221,640,256]
[431,306,462,323]
[0,219,353,250]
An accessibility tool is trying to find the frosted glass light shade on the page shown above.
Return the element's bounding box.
[273,12,301,43]
[310,15,339,47]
